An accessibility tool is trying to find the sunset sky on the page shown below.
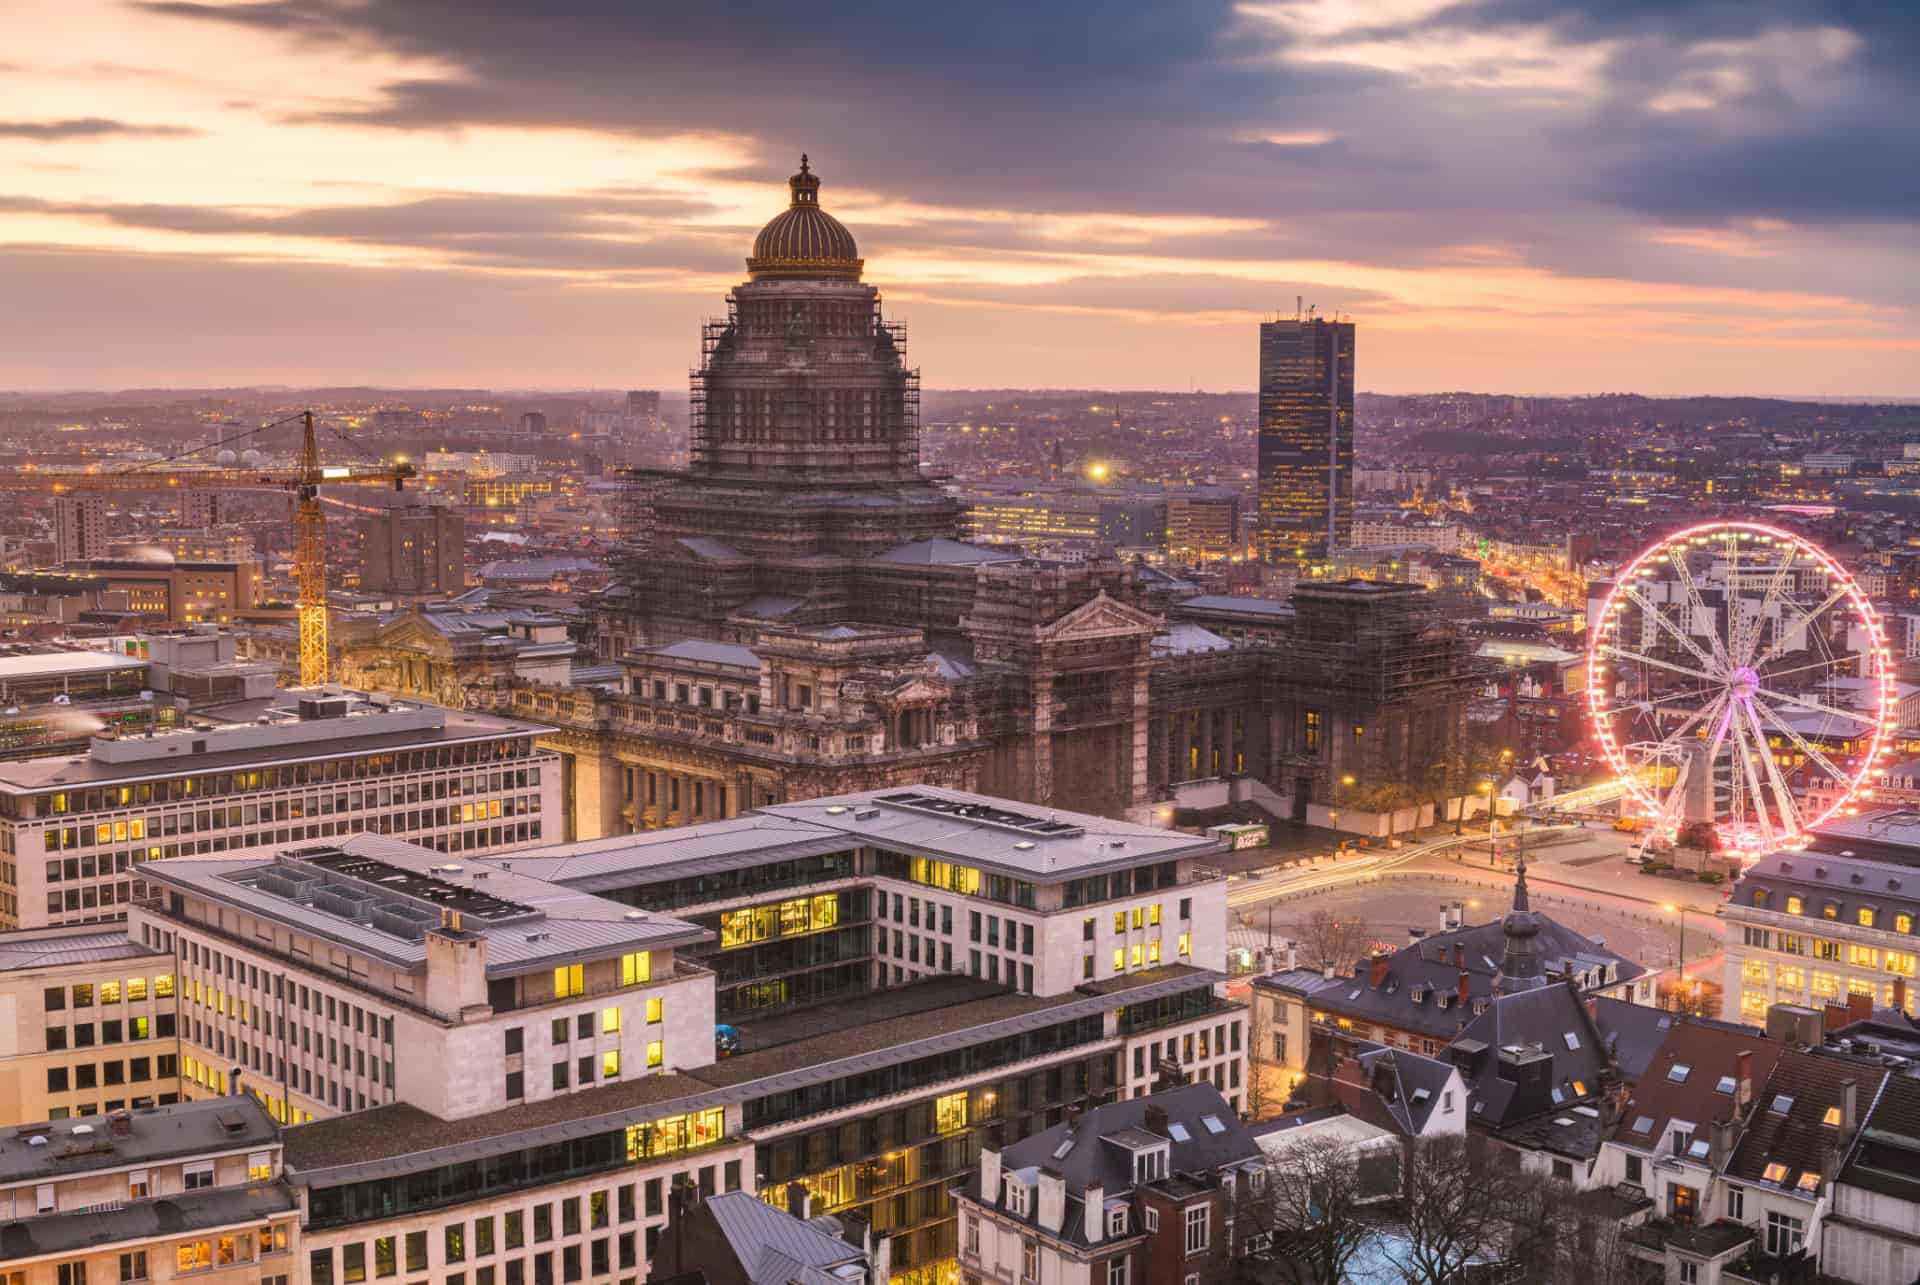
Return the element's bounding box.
[2,0,1916,395]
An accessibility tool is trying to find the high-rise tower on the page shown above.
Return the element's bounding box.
[1256,317,1354,563]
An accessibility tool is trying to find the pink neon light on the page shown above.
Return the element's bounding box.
[1583,519,1893,852]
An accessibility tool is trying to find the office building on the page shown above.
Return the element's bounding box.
[0,926,182,1126]
[53,495,110,565]
[357,494,465,597]
[0,1097,296,1285]
[121,785,1240,1285]
[0,693,560,930]
[519,412,548,436]
[61,559,260,627]
[1256,316,1354,563]
[1164,488,1241,564]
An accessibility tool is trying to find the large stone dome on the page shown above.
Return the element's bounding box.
[746,155,863,282]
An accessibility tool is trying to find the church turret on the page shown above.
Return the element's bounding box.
[1498,859,1543,989]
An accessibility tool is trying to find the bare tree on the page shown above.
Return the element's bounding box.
[1384,1134,1517,1283]
[1501,1178,1658,1285]
[1295,908,1372,973]
[1241,1135,1380,1285]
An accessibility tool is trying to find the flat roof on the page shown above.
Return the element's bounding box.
[753,786,1221,879]
[0,651,147,682]
[0,1097,277,1185]
[282,967,1224,1186]
[0,704,553,793]
[143,835,709,976]
[501,814,858,894]
[0,926,161,973]
[0,1182,296,1262]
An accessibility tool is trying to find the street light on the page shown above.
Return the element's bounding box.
[1663,902,1691,1012]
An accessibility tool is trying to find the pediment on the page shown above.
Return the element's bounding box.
[1037,591,1162,642]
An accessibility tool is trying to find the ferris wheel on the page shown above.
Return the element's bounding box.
[1584,520,1897,858]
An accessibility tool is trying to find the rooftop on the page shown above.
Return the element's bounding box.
[1724,1047,1889,1199]
[0,698,552,792]
[143,834,708,976]
[631,638,761,670]
[282,967,1222,1186]
[0,1097,277,1186]
[0,925,162,972]
[0,1181,296,1262]
[0,650,147,683]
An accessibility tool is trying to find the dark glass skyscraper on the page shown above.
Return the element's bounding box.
[1256,318,1354,563]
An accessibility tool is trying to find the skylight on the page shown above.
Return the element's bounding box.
[1201,1116,1226,1135]
[1167,1122,1191,1142]
[1822,1106,1842,1127]
[1667,1063,1691,1083]
[1632,1116,1655,1135]
[1564,1032,1581,1050]
[1797,1172,1821,1192]
[1772,1095,1795,1115]
[1764,1162,1788,1184]
[1687,1139,1711,1160]
[1052,1137,1075,1160]
[1715,1075,1737,1095]
[1348,989,1362,1000]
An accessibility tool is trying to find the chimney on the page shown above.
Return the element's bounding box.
[1453,943,1464,970]
[1323,962,1335,981]
[1458,967,1471,1008]
[1065,1104,1084,1135]
[1369,951,1392,989]
[1440,905,1451,932]
[1849,991,1875,1026]
[980,1146,1003,1207]
[1708,1117,1735,1171]
[108,1110,132,1138]
[1038,1166,1067,1233]
[783,1180,810,1220]
[1585,996,1598,1025]
[1735,1050,1754,1112]
[1286,944,1298,971]
[1144,1104,1170,1138]
[1841,1079,1859,1136]
[1083,1180,1105,1245]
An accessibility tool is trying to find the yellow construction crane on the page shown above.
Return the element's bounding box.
[8,410,413,686]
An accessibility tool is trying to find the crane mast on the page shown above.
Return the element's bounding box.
[295,410,330,687]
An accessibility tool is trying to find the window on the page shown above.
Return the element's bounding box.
[1109,1207,1128,1236]
[936,1090,969,1135]
[405,1231,427,1273]
[1184,1205,1210,1255]
[646,998,663,1024]
[1765,1211,1804,1256]
[343,1244,367,1284]
[374,1235,397,1277]
[1005,1180,1030,1217]
[1679,1263,1699,1285]
[1144,1207,1159,1232]
[118,1251,147,1282]
[964,1216,979,1255]
[128,1169,149,1199]
[248,1151,272,1180]
[620,952,650,985]
[183,1162,213,1191]
[1787,895,1803,914]
[1022,1241,1039,1283]
[1763,1162,1789,1184]
[1725,1184,1745,1220]
[553,965,583,999]
[1625,1155,1643,1185]
[59,1265,89,1285]
[1108,1257,1130,1285]
[646,1041,664,1068]
[602,1050,620,1079]
[1667,1062,1691,1083]
[601,1007,621,1034]
[1823,1106,1842,1127]
[1861,908,1876,927]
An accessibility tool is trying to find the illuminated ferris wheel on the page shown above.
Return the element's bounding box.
[1585,520,1897,858]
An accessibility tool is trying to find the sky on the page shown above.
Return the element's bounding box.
[1,0,1916,396]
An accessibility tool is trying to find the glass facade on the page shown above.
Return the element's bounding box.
[1257,318,1355,563]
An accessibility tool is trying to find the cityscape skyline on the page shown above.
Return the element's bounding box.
[2,2,1917,396]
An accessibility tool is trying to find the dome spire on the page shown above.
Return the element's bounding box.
[1498,858,1543,987]
[789,153,821,206]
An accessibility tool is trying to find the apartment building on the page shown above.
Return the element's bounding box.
[1722,843,1920,1025]
[0,692,559,930]
[954,1083,1264,1285]
[0,926,182,1127]
[0,1096,297,1285]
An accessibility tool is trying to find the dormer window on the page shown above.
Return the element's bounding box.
[1787,896,1804,915]
[1109,1207,1128,1236]
[1004,1177,1031,1217]
[1135,1148,1168,1184]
